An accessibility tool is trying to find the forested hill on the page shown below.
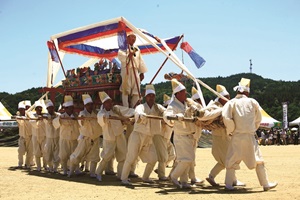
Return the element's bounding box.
[153,73,300,121]
[1,73,300,121]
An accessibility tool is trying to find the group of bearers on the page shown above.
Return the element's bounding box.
[16,77,278,191]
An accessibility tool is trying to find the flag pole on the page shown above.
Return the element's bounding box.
[149,35,184,84]
[52,41,67,78]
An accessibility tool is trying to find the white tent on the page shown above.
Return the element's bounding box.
[289,117,300,126]
[0,102,12,120]
[0,102,17,128]
[259,107,281,129]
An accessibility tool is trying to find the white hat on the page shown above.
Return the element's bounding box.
[45,100,54,108]
[34,100,43,108]
[171,79,186,94]
[145,84,155,96]
[215,84,229,102]
[18,101,26,109]
[99,92,111,103]
[163,94,171,106]
[191,87,200,100]
[82,94,93,105]
[216,84,229,96]
[25,100,31,107]
[63,95,74,107]
[233,78,250,93]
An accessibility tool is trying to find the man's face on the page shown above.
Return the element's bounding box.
[35,106,42,115]
[145,93,156,107]
[64,106,74,115]
[103,99,112,111]
[47,106,55,115]
[18,108,25,116]
[175,89,187,103]
[127,34,136,46]
[85,102,94,113]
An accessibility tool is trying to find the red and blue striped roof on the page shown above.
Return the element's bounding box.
[51,17,181,59]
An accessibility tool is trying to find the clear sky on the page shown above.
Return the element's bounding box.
[0,0,299,94]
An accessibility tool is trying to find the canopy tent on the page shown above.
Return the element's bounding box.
[0,102,12,120]
[289,117,300,126]
[0,102,17,128]
[47,16,207,107]
[48,17,182,87]
[259,107,281,129]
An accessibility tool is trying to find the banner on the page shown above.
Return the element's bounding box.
[180,42,206,69]
[282,102,288,129]
[47,41,59,63]
[0,121,18,128]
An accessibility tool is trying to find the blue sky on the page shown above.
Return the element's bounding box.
[0,0,299,94]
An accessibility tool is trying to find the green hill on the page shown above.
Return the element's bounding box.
[1,73,300,121]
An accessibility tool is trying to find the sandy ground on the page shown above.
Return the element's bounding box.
[1,145,299,200]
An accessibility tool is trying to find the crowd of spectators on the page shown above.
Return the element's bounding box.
[256,128,299,145]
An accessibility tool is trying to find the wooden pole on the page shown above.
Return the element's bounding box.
[52,41,67,78]
[149,35,184,84]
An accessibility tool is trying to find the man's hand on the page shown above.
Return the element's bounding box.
[176,113,184,121]
[139,113,147,120]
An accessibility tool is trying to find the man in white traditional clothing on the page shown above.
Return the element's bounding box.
[162,94,175,168]
[163,79,197,189]
[96,91,135,181]
[53,95,80,176]
[29,100,47,171]
[121,84,165,185]
[152,94,172,181]
[118,34,148,108]
[24,100,35,166]
[186,87,205,186]
[68,94,101,178]
[16,101,33,169]
[222,78,278,191]
[192,85,244,186]
[43,100,60,173]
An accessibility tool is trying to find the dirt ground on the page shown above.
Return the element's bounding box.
[0,145,299,200]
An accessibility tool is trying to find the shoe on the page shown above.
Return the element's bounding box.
[24,165,31,169]
[121,180,132,186]
[171,178,182,189]
[225,185,236,191]
[233,180,246,187]
[182,182,192,189]
[191,178,205,186]
[263,182,278,191]
[36,167,41,172]
[96,175,102,182]
[142,179,155,184]
[90,173,97,178]
[159,176,169,181]
[206,177,220,186]
[68,171,73,178]
[17,165,23,169]
[105,171,116,176]
[61,170,68,176]
[75,170,83,175]
[128,172,139,178]
[80,164,85,171]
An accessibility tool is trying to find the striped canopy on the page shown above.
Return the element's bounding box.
[50,17,181,59]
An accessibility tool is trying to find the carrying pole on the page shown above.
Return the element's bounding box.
[149,35,184,84]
